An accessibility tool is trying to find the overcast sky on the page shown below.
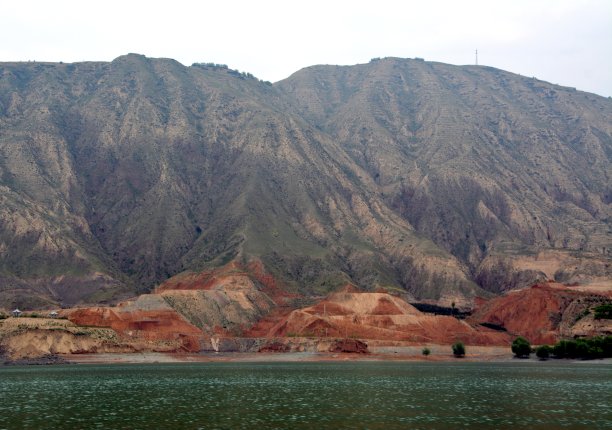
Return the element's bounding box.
[2,0,611,96]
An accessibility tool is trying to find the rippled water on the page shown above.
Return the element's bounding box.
[0,361,610,429]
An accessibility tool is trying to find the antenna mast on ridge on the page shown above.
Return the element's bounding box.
[475,49,478,66]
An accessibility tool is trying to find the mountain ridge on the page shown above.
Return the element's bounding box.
[0,54,609,309]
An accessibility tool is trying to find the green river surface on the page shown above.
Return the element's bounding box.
[0,361,610,429]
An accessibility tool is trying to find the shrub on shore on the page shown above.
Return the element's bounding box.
[511,337,532,358]
[551,336,611,359]
[519,336,612,361]
[422,347,431,356]
[535,345,552,360]
[452,341,465,357]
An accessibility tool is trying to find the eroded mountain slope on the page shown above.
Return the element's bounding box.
[0,55,610,308]
[1,55,484,307]
[278,57,611,291]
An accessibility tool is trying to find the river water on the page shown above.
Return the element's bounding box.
[0,361,610,429]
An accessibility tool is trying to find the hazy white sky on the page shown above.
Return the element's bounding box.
[1,0,611,96]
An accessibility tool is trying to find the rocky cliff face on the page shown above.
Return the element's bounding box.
[0,55,610,308]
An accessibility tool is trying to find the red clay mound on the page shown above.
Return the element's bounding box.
[66,262,285,349]
[245,260,299,304]
[304,301,353,316]
[371,296,406,315]
[155,264,240,292]
[156,260,297,305]
[267,292,511,345]
[469,282,611,344]
[66,307,202,351]
[244,306,295,337]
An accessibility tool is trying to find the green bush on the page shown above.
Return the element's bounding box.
[511,337,532,358]
[452,341,465,357]
[422,347,431,356]
[535,345,551,359]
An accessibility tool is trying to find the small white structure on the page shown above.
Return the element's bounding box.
[12,309,21,318]
[49,311,59,318]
